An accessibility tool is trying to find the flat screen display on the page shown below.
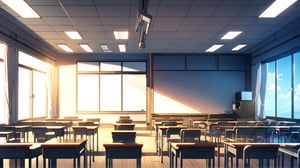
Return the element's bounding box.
[236,91,252,101]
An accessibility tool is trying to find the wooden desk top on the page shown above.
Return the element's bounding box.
[41,139,87,147]
[4,125,31,129]
[103,143,143,148]
[158,125,188,130]
[0,131,15,136]
[32,126,65,129]
[72,126,98,130]
[171,143,216,149]
[224,142,280,148]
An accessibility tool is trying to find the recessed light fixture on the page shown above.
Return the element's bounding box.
[100,44,112,52]
[2,0,40,18]
[57,44,73,53]
[64,31,82,40]
[205,44,224,52]
[79,44,93,53]
[232,44,247,51]
[118,44,126,52]
[259,0,298,18]
[221,31,242,40]
[114,31,129,40]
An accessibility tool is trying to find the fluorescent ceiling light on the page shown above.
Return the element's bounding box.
[221,31,242,40]
[57,44,73,53]
[259,0,298,18]
[64,31,82,40]
[118,44,126,52]
[100,44,112,52]
[114,31,128,40]
[2,0,40,18]
[232,44,247,51]
[80,44,93,53]
[205,44,224,52]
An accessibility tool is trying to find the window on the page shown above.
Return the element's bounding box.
[77,61,146,112]
[276,56,292,118]
[0,43,6,124]
[264,53,299,119]
[294,52,300,119]
[265,61,276,117]
[18,51,47,120]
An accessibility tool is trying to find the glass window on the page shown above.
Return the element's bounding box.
[0,43,6,124]
[18,51,48,119]
[77,61,146,112]
[32,71,46,118]
[265,61,276,117]
[77,62,99,72]
[100,74,121,111]
[77,74,99,111]
[123,62,146,72]
[100,62,121,71]
[294,52,300,118]
[18,67,31,120]
[276,56,292,118]
[123,74,146,111]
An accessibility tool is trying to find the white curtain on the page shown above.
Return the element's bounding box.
[4,45,18,124]
[47,63,58,118]
[252,63,267,120]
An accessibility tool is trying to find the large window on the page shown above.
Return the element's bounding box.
[18,51,47,120]
[294,52,300,118]
[264,52,299,119]
[265,62,276,117]
[77,61,146,112]
[0,43,6,124]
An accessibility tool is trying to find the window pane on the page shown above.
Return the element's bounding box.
[33,71,46,117]
[123,74,146,111]
[100,62,121,71]
[265,62,276,117]
[123,62,146,72]
[19,51,46,72]
[77,74,99,111]
[0,43,5,59]
[100,74,121,111]
[18,67,31,120]
[294,52,300,118]
[277,56,292,118]
[0,61,5,124]
[77,62,99,72]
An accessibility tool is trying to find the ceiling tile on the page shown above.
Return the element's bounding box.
[34,6,66,17]
[64,6,98,16]
[96,6,131,17]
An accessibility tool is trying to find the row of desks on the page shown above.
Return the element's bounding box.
[0,138,87,168]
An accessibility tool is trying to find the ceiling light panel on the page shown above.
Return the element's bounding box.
[64,31,82,40]
[118,44,126,52]
[2,0,40,18]
[57,44,73,53]
[232,44,247,51]
[80,44,93,53]
[100,44,112,53]
[205,44,223,52]
[221,31,242,40]
[114,31,128,40]
[259,0,298,18]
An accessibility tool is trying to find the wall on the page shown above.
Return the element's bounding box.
[152,54,250,115]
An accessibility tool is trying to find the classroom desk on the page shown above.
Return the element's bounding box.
[32,126,65,141]
[4,125,31,142]
[154,121,183,152]
[0,143,42,168]
[41,139,87,168]
[72,126,98,166]
[0,131,16,142]
[103,143,143,168]
[158,125,188,163]
[170,143,216,168]
[278,143,300,168]
[224,142,280,168]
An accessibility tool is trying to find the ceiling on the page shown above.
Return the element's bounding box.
[1,0,300,54]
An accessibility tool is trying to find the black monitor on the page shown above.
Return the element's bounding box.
[236,91,252,101]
